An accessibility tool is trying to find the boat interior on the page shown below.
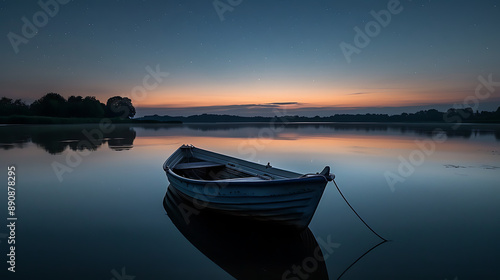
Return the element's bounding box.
[173,158,272,181]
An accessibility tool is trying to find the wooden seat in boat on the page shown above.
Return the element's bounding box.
[174,161,225,170]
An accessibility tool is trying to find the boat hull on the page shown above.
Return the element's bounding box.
[163,145,331,230]
[167,172,328,230]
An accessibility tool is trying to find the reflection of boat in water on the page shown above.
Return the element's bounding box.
[163,145,334,230]
[163,186,329,280]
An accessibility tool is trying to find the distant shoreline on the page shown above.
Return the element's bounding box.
[2,117,500,126]
[2,106,500,125]
[137,108,500,124]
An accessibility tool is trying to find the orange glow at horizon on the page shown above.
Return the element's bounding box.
[130,83,469,109]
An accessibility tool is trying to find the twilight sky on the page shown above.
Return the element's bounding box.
[1,0,499,117]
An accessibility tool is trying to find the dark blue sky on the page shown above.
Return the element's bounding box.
[1,0,499,116]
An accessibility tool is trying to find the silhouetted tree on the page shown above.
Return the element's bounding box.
[30,93,67,117]
[0,97,30,116]
[67,95,85,117]
[65,95,106,118]
[106,96,135,119]
[82,96,105,118]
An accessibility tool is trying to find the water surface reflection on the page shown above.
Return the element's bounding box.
[0,124,136,153]
[136,123,500,140]
[1,123,498,155]
[164,186,329,280]
[0,123,498,278]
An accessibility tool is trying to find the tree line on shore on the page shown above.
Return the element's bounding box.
[2,92,500,123]
[0,93,135,119]
[141,107,500,123]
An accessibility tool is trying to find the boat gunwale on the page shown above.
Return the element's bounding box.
[163,145,330,185]
[166,168,329,185]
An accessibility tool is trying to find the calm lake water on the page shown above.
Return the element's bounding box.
[0,123,499,280]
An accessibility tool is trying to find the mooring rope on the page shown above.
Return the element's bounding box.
[333,179,388,242]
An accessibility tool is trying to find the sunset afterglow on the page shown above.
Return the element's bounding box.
[1,1,499,116]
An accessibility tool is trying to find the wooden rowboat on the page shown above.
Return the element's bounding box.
[163,145,334,230]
